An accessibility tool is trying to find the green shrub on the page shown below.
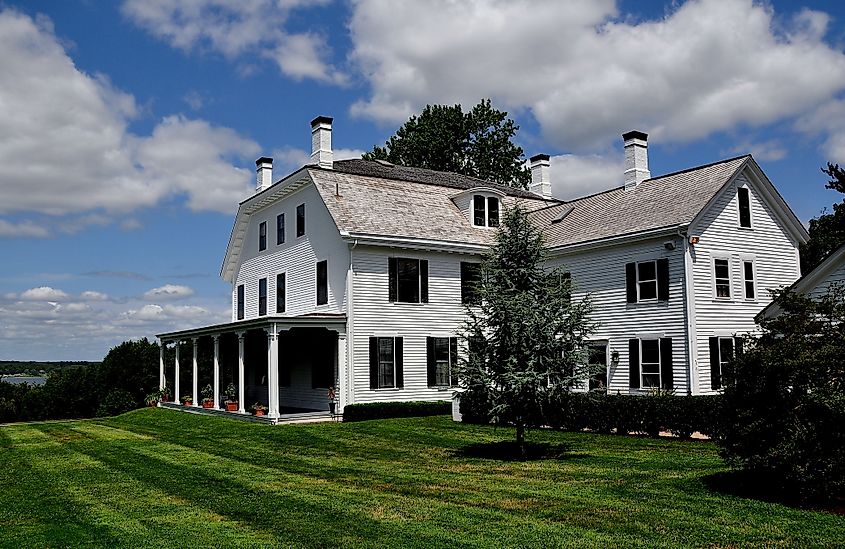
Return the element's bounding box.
[96,389,138,417]
[343,401,451,422]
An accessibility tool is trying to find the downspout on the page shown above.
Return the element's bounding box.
[345,239,357,409]
[679,229,699,395]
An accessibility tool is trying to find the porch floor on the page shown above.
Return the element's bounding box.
[158,402,337,425]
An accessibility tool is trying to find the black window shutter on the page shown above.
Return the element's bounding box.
[420,260,429,303]
[626,263,637,303]
[660,338,673,390]
[388,258,397,302]
[657,258,670,301]
[709,337,721,390]
[426,337,436,386]
[369,337,378,389]
[733,336,744,356]
[449,337,459,387]
[394,337,404,388]
[629,339,640,389]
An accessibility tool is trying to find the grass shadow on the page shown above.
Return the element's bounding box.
[703,470,845,516]
[454,440,580,461]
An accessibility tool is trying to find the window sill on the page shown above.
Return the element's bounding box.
[712,298,734,303]
[372,387,404,391]
[737,226,754,231]
[389,301,427,306]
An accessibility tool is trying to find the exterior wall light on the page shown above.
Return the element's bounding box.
[611,350,620,368]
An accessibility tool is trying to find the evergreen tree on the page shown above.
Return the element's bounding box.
[363,99,532,188]
[800,163,845,273]
[459,206,594,458]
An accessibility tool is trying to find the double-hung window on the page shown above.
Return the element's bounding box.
[236,284,244,320]
[276,213,285,245]
[316,260,328,305]
[460,262,482,305]
[472,195,500,227]
[628,337,673,390]
[369,336,403,389]
[276,273,286,313]
[587,342,608,391]
[388,257,429,303]
[626,259,669,303]
[296,204,305,237]
[738,187,752,228]
[258,221,267,251]
[709,336,741,390]
[714,258,731,298]
[427,337,458,387]
[743,260,755,300]
[258,278,267,316]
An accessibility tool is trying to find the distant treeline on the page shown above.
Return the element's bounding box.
[0,361,101,376]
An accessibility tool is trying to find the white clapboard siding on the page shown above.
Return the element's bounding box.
[349,246,477,404]
[547,236,688,394]
[690,170,801,393]
[234,184,349,320]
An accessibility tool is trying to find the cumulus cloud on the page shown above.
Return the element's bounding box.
[0,8,258,233]
[80,291,110,301]
[273,146,365,174]
[121,0,345,84]
[19,286,70,301]
[143,284,195,301]
[549,154,624,201]
[348,0,845,154]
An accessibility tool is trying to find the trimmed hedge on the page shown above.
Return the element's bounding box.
[343,400,451,422]
[461,392,724,439]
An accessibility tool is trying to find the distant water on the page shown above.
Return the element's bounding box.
[1,376,46,386]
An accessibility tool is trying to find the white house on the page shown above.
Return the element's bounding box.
[156,117,808,421]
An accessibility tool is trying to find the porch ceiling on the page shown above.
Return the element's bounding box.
[156,313,346,342]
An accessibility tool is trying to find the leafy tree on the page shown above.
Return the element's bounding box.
[800,163,845,274]
[458,206,595,458]
[98,338,161,408]
[719,285,845,502]
[363,99,532,188]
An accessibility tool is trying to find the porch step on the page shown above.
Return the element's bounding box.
[158,402,337,425]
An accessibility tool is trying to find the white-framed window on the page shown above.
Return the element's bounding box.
[369,336,403,389]
[709,336,737,390]
[276,272,286,313]
[637,260,658,301]
[258,221,267,251]
[587,341,608,391]
[388,257,429,303]
[626,259,669,303]
[472,195,500,227]
[737,186,752,228]
[714,257,731,299]
[743,260,755,300]
[640,339,661,388]
[629,337,673,390]
[258,278,267,316]
[427,336,458,387]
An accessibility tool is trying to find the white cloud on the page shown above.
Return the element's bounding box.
[796,98,845,163]
[19,286,70,301]
[348,0,845,155]
[273,147,365,174]
[549,154,624,200]
[143,284,195,301]
[80,291,110,301]
[121,0,345,84]
[0,8,259,230]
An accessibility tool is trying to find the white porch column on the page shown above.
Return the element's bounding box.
[174,342,181,404]
[265,327,279,419]
[192,338,199,407]
[237,331,246,413]
[159,341,165,392]
[213,335,220,409]
[336,331,348,414]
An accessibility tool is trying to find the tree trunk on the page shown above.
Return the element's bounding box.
[515,422,526,460]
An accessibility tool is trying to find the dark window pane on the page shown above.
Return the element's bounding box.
[642,373,661,388]
[259,221,267,251]
[745,281,754,299]
[641,339,660,364]
[378,337,394,388]
[487,197,499,227]
[396,258,420,303]
[296,204,305,237]
[276,213,285,245]
[461,262,482,305]
[258,278,267,316]
[316,260,328,305]
[744,261,753,280]
[588,344,607,391]
[237,285,244,320]
[276,273,286,313]
[738,187,751,227]
[719,338,734,365]
[714,259,729,279]
[639,280,657,300]
[473,195,486,226]
[638,261,656,281]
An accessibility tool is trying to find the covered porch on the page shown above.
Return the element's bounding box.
[156,314,347,424]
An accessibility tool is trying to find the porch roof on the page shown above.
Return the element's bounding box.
[156,313,347,342]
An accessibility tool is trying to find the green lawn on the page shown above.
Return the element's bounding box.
[0,410,842,548]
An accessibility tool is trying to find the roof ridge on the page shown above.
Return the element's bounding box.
[646,154,750,183]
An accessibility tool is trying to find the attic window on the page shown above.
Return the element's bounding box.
[473,195,500,228]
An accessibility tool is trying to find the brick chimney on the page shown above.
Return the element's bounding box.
[529,154,552,198]
[310,116,333,169]
[255,157,273,193]
[623,130,649,190]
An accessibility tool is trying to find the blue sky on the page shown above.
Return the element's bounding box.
[1,0,845,360]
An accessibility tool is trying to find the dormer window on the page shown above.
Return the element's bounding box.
[473,195,500,227]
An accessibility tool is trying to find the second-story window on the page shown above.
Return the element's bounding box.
[472,195,500,227]
[258,278,267,316]
[743,260,755,300]
[258,221,267,251]
[625,259,669,303]
[388,257,429,303]
[461,262,482,305]
[714,258,731,298]
[236,284,244,320]
[296,204,305,237]
[738,187,751,228]
[276,273,286,313]
[276,213,285,245]
[316,260,328,305]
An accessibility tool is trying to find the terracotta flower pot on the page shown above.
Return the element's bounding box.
[254,409,265,417]
[225,402,238,412]
[202,401,214,409]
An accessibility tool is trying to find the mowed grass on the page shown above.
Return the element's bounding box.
[0,410,842,548]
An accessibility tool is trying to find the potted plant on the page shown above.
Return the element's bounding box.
[251,403,267,416]
[200,384,214,408]
[145,389,162,407]
[160,383,172,403]
[181,395,193,406]
[223,383,238,412]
